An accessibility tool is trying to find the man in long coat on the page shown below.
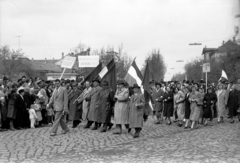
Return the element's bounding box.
[84,79,102,130]
[68,82,83,128]
[129,84,145,138]
[81,81,92,121]
[113,80,130,134]
[96,81,115,132]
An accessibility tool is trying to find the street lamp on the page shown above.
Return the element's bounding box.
[189,43,202,45]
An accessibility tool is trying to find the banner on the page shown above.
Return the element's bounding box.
[61,56,76,69]
[78,56,99,67]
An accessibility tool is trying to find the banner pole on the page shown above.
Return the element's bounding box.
[59,67,67,80]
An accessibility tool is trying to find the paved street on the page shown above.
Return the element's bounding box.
[0,117,240,163]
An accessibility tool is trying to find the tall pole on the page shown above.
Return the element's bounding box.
[205,72,207,91]
[16,36,22,49]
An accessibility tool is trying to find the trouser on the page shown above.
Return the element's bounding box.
[51,111,69,134]
[47,116,53,124]
[30,118,36,128]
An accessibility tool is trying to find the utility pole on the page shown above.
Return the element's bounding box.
[16,35,22,49]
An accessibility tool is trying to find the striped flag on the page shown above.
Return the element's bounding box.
[101,63,117,92]
[124,59,143,87]
[84,62,102,82]
[219,70,228,83]
[97,59,115,79]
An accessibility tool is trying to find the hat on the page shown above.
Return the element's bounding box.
[101,80,109,86]
[36,79,42,84]
[3,77,8,81]
[71,82,78,87]
[18,88,25,94]
[92,78,101,83]
[155,82,161,87]
[117,80,125,85]
[132,84,140,89]
[149,80,155,84]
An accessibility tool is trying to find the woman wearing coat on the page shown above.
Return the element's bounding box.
[7,88,18,130]
[129,84,145,138]
[227,84,239,123]
[197,87,205,124]
[174,87,185,127]
[163,86,173,125]
[203,87,217,126]
[97,81,115,132]
[189,85,201,129]
[113,80,130,134]
[216,84,230,123]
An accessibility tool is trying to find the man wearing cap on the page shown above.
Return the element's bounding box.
[47,79,69,136]
[84,78,102,130]
[129,84,145,138]
[113,80,130,134]
[97,80,115,132]
[68,82,83,128]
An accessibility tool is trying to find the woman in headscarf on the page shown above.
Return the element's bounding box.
[203,87,217,126]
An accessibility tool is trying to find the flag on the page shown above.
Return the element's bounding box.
[142,62,154,111]
[101,63,117,92]
[219,70,228,83]
[124,59,143,87]
[84,62,102,82]
[97,59,115,79]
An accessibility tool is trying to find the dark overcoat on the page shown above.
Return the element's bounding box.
[68,88,83,121]
[203,93,217,119]
[227,90,239,118]
[163,91,173,118]
[7,93,17,119]
[184,93,191,119]
[97,88,114,124]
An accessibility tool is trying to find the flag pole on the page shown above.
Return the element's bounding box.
[59,67,67,80]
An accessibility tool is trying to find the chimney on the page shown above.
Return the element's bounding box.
[32,58,33,61]
[233,36,236,43]
[62,52,64,58]
[45,58,47,63]
[87,48,90,55]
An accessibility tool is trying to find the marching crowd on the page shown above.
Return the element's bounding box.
[0,75,240,138]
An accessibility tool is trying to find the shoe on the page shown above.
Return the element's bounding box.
[230,120,234,123]
[167,122,172,125]
[108,123,113,130]
[100,129,107,133]
[61,129,70,134]
[177,124,182,127]
[50,133,57,136]
[91,126,98,130]
[154,121,161,125]
[84,124,90,129]
[184,126,188,129]
[133,134,139,138]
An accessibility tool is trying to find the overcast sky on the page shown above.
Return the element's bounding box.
[0,0,239,80]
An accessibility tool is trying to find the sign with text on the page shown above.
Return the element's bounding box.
[78,56,99,67]
[203,63,210,73]
[61,56,76,69]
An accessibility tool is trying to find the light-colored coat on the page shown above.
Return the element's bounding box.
[155,88,164,112]
[81,87,92,120]
[49,86,68,112]
[87,86,102,122]
[129,93,145,128]
[114,87,129,124]
[216,89,229,117]
[175,90,185,120]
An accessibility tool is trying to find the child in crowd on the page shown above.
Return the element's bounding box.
[29,104,38,128]
[33,97,42,127]
[46,106,54,126]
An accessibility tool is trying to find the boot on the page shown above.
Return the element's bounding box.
[9,121,16,131]
[92,122,98,130]
[84,121,92,129]
[100,124,107,132]
[72,120,80,128]
[113,124,122,134]
[125,124,131,133]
